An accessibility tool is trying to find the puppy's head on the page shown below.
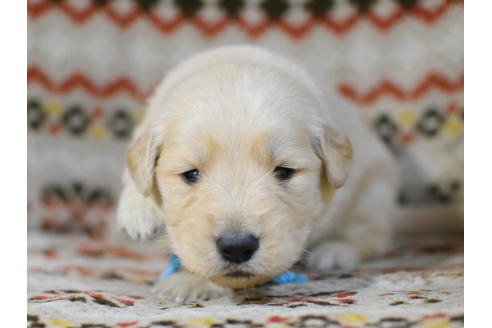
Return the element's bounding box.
[127,61,352,288]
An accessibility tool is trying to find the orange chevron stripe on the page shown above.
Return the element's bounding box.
[59,1,97,24]
[27,0,462,38]
[104,6,141,28]
[27,0,51,17]
[366,7,405,30]
[338,73,464,106]
[28,67,464,105]
[27,67,151,101]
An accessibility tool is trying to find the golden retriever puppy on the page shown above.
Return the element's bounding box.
[117,46,399,301]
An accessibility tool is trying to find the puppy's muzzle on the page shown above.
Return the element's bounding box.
[216,234,259,264]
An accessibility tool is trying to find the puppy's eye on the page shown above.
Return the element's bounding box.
[273,167,295,181]
[182,169,201,184]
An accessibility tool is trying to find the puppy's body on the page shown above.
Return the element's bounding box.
[117,46,399,300]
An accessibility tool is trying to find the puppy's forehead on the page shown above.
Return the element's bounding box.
[164,61,318,120]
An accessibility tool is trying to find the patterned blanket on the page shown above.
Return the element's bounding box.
[28,232,463,327]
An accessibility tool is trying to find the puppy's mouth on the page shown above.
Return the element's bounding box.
[224,270,254,279]
[211,269,271,288]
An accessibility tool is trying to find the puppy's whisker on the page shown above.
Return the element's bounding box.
[301,247,312,257]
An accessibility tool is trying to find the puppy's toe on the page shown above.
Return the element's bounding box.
[118,212,162,240]
[308,241,360,270]
[152,271,232,303]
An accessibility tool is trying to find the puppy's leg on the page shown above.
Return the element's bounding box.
[117,171,165,239]
[152,271,232,302]
[308,240,360,270]
[309,165,398,270]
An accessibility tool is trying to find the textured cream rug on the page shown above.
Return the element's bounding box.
[28,232,463,328]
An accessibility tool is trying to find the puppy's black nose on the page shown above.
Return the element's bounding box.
[216,234,259,264]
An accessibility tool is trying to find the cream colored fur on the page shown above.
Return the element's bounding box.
[117,46,399,302]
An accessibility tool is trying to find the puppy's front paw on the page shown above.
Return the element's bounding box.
[152,271,233,303]
[308,240,360,270]
[117,205,163,240]
[117,181,164,240]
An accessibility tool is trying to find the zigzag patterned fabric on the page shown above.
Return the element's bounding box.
[27,0,464,235]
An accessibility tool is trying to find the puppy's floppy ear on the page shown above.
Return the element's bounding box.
[126,127,161,197]
[314,123,353,188]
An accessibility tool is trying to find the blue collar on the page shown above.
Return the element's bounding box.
[160,254,307,284]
